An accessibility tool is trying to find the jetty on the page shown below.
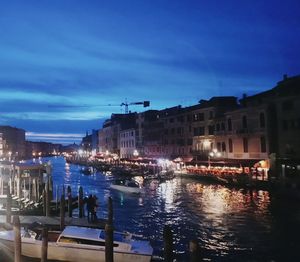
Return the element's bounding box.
[0,215,106,230]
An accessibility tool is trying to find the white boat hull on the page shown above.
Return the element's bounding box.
[110,184,144,194]
[0,238,152,262]
[0,229,152,262]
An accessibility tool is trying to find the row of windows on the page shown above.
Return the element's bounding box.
[229,136,266,153]
[120,140,135,148]
[120,131,134,138]
[167,111,214,124]
[163,138,193,146]
[163,113,266,137]
[282,119,300,131]
[224,113,265,131]
[195,137,267,154]
[145,146,192,155]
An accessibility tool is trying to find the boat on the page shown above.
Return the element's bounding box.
[158,170,175,181]
[110,179,144,194]
[0,225,153,262]
[80,166,93,175]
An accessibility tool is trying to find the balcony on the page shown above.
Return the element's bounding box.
[236,128,253,135]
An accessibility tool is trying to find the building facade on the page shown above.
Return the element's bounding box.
[97,75,300,177]
[119,128,136,159]
[0,126,26,160]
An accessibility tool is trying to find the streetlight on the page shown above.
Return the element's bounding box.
[133,149,139,158]
[208,149,221,169]
[8,151,12,161]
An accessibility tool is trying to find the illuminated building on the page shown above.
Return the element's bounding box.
[0,126,26,160]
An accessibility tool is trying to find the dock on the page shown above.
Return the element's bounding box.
[0,215,106,229]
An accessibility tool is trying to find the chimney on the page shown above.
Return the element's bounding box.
[283,74,288,80]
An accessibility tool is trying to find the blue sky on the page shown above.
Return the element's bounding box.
[0,0,299,144]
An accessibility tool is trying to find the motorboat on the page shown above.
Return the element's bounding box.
[110,179,144,194]
[0,225,153,262]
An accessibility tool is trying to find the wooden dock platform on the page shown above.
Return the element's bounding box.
[0,215,106,229]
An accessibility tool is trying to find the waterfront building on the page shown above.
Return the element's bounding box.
[0,126,26,160]
[98,113,136,155]
[119,128,137,159]
[189,97,238,163]
[81,131,93,155]
[26,141,61,158]
[98,120,113,154]
[213,102,269,177]
[159,106,186,159]
[91,129,99,154]
[97,75,300,178]
[239,75,300,178]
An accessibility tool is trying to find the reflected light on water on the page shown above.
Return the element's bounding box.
[157,181,176,212]
[31,157,296,262]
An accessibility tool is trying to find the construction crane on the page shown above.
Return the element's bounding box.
[120,100,150,114]
[49,100,150,114]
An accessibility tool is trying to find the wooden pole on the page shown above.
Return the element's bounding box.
[55,185,59,213]
[105,223,114,262]
[6,186,12,224]
[49,175,53,201]
[13,215,21,262]
[42,189,46,216]
[78,186,84,218]
[37,178,40,201]
[46,180,50,217]
[41,227,48,262]
[189,239,201,262]
[163,225,173,262]
[67,186,72,217]
[60,194,65,231]
[29,177,31,201]
[23,179,26,198]
[105,197,114,262]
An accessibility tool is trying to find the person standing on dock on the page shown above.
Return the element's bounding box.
[91,195,98,222]
[87,194,93,223]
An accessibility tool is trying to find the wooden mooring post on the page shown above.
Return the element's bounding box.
[42,189,46,216]
[67,186,72,217]
[41,227,48,262]
[13,215,21,262]
[6,187,12,224]
[46,181,50,217]
[60,194,65,231]
[189,239,201,262]
[163,225,173,262]
[105,197,114,262]
[78,186,84,218]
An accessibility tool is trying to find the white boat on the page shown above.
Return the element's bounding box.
[110,179,144,194]
[0,226,153,262]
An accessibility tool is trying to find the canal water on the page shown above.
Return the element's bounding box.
[1,156,300,261]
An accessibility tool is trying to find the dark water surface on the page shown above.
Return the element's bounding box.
[1,156,300,261]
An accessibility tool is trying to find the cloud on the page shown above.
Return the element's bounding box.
[26,132,83,144]
[0,0,299,141]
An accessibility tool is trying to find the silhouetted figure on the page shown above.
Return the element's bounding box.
[87,194,93,223]
[91,195,98,222]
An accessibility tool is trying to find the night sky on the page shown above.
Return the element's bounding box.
[0,0,299,144]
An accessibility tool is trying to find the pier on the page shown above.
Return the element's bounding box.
[0,215,106,229]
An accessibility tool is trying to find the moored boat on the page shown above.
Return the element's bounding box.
[0,226,153,262]
[110,179,144,194]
